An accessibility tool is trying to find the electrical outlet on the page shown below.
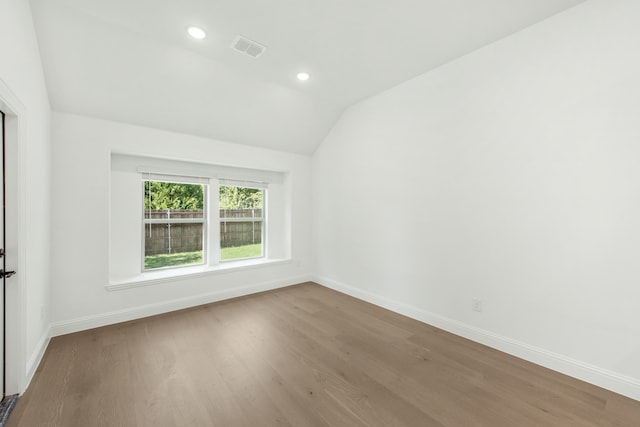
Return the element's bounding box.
[472,298,483,313]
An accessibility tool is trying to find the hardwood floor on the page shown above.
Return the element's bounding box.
[7,282,640,426]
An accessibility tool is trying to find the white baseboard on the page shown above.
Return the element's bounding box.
[314,275,640,402]
[25,326,51,392]
[50,274,313,337]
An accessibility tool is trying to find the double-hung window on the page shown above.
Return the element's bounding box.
[143,175,208,270]
[141,175,269,270]
[110,153,287,285]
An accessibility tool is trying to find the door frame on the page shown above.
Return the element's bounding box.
[0,78,27,395]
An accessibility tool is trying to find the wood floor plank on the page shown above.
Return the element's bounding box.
[7,282,640,427]
[258,292,445,426]
[247,295,441,426]
[200,303,333,427]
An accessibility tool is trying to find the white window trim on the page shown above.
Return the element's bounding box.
[109,175,283,290]
[109,153,290,290]
[106,258,292,291]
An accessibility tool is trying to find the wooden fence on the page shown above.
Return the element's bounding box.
[144,209,262,255]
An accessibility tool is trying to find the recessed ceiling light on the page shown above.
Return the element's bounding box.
[187,26,206,40]
[296,72,310,81]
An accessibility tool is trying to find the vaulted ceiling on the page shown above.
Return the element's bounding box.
[30,0,585,154]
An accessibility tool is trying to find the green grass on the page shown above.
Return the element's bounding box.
[220,243,262,261]
[144,244,263,269]
[144,250,203,270]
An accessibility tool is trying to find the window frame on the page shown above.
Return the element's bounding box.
[109,152,290,289]
[218,180,267,262]
[141,176,209,272]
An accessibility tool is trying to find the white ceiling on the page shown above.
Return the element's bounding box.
[30,0,586,154]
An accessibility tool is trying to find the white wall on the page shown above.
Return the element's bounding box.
[0,0,52,391]
[50,112,312,334]
[313,0,640,400]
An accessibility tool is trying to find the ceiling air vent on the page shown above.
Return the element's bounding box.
[231,35,266,58]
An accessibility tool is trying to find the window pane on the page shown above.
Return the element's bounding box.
[219,185,264,261]
[144,181,205,270]
[144,181,204,219]
[144,223,204,268]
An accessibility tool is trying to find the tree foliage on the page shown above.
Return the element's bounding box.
[144,182,262,211]
[144,181,204,210]
[219,186,263,210]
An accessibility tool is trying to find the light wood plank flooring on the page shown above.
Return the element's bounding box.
[7,282,640,426]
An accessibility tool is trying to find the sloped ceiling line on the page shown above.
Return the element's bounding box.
[30,0,586,154]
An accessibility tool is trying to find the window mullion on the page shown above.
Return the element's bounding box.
[208,178,221,267]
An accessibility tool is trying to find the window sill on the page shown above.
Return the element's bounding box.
[107,258,291,291]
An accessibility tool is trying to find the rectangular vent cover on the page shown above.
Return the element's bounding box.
[231,35,266,58]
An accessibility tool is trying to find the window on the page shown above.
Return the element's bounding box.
[219,181,265,261]
[110,153,289,285]
[143,178,207,270]
[142,175,267,270]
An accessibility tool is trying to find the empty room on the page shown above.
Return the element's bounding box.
[1,0,640,425]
